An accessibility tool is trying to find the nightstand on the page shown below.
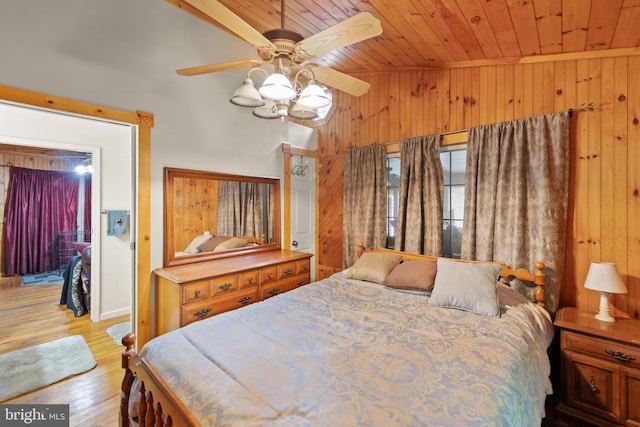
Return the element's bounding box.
[554,307,640,427]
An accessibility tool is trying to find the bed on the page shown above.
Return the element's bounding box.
[120,246,553,426]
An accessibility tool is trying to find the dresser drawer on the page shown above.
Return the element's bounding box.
[261,275,310,300]
[278,262,297,279]
[240,269,259,289]
[211,274,238,295]
[297,259,310,275]
[182,288,259,326]
[563,330,640,369]
[261,266,277,283]
[182,280,210,303]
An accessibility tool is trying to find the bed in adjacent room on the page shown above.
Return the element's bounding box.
[119,246,553,427]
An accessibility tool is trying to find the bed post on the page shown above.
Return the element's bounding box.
[120,333,136,427]
[533,262,546,309]
[357,242,365,257]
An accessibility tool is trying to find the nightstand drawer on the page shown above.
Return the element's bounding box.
[563,349,620,423]
[563,330,640,369]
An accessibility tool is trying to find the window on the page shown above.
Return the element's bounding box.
[440,148,466,258]
[385,147,467,257]
[386,154,400,249]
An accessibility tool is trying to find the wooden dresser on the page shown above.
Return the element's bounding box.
[554,307,640,427]
[154,249,313,335]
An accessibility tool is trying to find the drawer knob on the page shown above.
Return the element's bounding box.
[219,283,232,291]
[605,349,635,362]
[238,296,253,304]
[248,277,254,284]
[195,290,201,298]
[268,288,280,295]
[268,273,274,280]
[588,376,600,395]
[297,280,306,286]
[284,268,293,275]
[194,307,212,318]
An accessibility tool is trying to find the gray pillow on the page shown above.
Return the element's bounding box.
[428,258,502,317]
[346,252,403,284]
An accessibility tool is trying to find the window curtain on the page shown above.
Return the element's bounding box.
[461,111,570,313]
[4,167,81,275]
[240,182,264,239]
[343,144,387,268]
[394,135,444,256]
[215,181,241,237]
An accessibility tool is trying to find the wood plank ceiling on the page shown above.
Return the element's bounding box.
[173,0,640,74]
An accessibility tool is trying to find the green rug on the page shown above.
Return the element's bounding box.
[0,335,97,402]
[106,322,130,346]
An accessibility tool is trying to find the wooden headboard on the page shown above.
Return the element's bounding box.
[357,242,546,309]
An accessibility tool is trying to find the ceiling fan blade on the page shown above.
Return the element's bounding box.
[294,12,382,61]
[307,64,370,97]
[184,0,276,52]
[176,59,263,76]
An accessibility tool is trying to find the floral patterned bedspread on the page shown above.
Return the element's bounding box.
[141,272,554,426]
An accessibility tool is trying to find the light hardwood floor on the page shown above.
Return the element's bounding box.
[0,275,128,426]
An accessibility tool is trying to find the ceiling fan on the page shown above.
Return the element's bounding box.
[169,0,383,99]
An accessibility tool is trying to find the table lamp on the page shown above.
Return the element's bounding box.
[583,262,627,322]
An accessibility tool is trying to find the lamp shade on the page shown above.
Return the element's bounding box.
[584,262,627,294]
[230,78,265,107]
[252,100,279,119]
[296,82,331,108]
[258,73,296,101]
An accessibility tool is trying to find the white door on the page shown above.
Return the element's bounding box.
[291,155,315,280]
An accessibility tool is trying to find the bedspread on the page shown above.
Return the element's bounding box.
[141,272,554,426]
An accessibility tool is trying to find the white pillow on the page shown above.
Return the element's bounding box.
[428,258,502,317]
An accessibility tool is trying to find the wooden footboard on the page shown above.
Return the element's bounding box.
[120,333,201,427]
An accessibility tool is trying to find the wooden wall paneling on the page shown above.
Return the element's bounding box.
[505,0,540,56]
[627,56,640,319]
[585,0,624,52]
[316,54,639,318]
[534,0,563,54]
[611,0,640,48]
[572,59,593,311]
[561,0,590,53]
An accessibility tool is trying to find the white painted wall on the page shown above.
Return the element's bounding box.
[0,0,317,282]
[0,102,133,320]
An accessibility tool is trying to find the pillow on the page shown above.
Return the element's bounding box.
[383,259,437,292]
[346,252,402,284]
[196,236,230,252]
[183,232,213,254]
[428,258,502,317]
[213,237,249,252]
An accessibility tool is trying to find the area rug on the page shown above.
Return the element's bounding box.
[106,322,130,346]
[0,335,97,402]
[21,271,64,286]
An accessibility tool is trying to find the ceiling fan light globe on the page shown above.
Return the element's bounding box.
[297,83,331,108]
[230,78,265,107]
[259,73,296,101]
[252,100,280,119]
[289,103,318,120]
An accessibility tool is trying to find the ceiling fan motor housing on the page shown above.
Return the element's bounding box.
[259,28,305,63]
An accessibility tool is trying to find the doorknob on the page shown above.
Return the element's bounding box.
[292,240,299,247]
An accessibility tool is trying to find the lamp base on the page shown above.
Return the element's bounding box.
[594,291,616,323]
[594,312,616,323]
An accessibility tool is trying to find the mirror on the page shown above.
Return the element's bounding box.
[164,167,281,267]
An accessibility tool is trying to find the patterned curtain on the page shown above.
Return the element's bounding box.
[343,145,388,268]
[461,111,570,313]
[215,181,241,237]
[240,182,264,238]
[394,135,444,256]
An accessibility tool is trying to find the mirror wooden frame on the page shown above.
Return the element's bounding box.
[163,167,281,267]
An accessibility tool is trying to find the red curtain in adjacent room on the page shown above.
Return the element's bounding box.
[4,166,86,275]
